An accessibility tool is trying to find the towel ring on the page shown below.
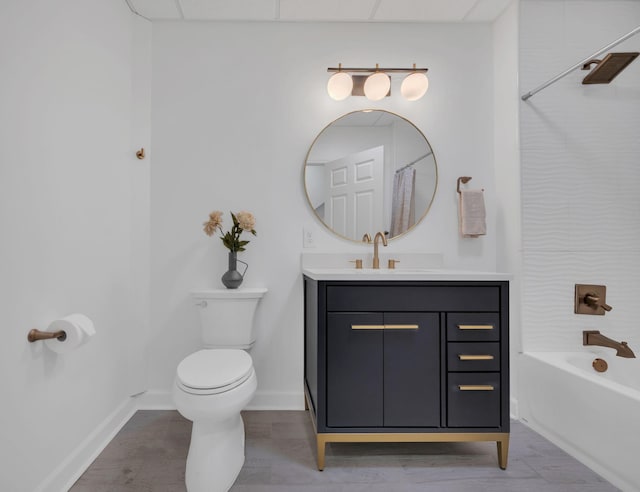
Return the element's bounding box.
[457,176,472,194]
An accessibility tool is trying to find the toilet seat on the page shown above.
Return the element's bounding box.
[176,349,254,395]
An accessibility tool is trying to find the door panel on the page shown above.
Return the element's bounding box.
[327,312,383,427]
[324,146,384,239]
[383,313,441,427]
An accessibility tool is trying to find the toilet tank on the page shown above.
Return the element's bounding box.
[191,288,267,349]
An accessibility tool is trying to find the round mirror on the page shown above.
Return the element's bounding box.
[304,110,437,242]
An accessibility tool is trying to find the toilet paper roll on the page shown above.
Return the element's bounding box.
[44,313,96,354]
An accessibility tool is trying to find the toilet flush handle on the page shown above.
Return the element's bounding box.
[195,301,207,308]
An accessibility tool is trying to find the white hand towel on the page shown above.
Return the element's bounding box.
[459,189,486,237]
[390,167,416,237]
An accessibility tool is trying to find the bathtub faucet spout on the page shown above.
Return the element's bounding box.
[583,330,636,358]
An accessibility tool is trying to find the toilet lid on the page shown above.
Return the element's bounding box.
[177,349,253,390]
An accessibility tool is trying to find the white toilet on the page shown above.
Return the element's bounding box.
[173,287,267,492]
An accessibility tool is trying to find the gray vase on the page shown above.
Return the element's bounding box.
[221,251,248,289]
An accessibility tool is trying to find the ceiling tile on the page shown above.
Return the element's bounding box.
[178,0,278,21]
[130,0,182,19]
[279,0,378,21]
[464,0,513,22]
[374,0,479,22]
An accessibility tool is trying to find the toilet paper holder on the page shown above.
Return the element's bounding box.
[27,329,67,343]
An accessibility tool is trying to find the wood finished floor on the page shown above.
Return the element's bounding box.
[70,410,619,492]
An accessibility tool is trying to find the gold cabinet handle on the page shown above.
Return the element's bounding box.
[458,385,495,391]
[458,354,494,361]
[457,324,494,330]
[351,324,419,330]
[383,324,419,330]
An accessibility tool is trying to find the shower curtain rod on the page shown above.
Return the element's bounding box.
[521,24,640,101]
[395,151,432,173]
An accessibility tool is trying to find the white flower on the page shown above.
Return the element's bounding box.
[236,211,256,231]
[203,210,223,236]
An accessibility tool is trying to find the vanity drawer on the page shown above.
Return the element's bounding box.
[447,342,500,372]
[447,313,500,342]
[447,373,501,427]
[326,285,500,312]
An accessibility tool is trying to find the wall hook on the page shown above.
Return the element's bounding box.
[136,148,145,160]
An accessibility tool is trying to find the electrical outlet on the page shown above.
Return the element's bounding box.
[303,228,316,248]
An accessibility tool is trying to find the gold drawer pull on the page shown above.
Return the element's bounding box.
[458,324,494,330]
[458,354,494,361]
[458,385,495,391]
[384,324,419,330]
[351,324,419,330]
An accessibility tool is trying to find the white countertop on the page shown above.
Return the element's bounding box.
[302,267,511,281]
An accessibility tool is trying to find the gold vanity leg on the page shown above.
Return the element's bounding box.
[316,435,326,471]
[497,435,510,470]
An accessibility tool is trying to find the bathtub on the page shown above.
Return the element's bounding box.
[520,351,640,492]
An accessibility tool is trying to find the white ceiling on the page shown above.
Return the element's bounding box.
[127,0,513,22]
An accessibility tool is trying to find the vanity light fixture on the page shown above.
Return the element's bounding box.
[327,64,429,101]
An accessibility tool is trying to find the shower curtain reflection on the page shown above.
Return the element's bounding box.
[390,167,416,237]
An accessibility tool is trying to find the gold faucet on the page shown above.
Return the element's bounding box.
[362,233,372,243]
[583,330,636,358]
[372,231,388,269]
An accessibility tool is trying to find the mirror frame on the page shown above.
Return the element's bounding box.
[303,109,438,243]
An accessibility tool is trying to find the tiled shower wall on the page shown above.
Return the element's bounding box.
[519,0,640,351]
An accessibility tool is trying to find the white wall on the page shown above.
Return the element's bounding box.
[493,1,521,415]
[519,0,640,352]
[149,21,499,407]
[0,1,149,490]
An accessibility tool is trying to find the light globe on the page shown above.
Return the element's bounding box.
[364,72,390,101]
[327,72,353,101]
[401,72,429,101]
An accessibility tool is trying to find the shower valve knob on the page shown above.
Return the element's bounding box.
[584,293,612,311]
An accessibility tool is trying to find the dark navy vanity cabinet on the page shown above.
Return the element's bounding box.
[304,277,510,470]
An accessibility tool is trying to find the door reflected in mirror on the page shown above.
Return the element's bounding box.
[304,110,437,242]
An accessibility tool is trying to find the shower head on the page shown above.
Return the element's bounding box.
[582,52,639,84]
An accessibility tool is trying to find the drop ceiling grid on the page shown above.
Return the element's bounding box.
[279,0,379,21]
[129,0,513,22]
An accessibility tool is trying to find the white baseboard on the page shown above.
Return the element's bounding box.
[135,389,176,410]
[35,397,137,492]
[246,391,305,410]
[135,389,305,411]
[510,396,519,419]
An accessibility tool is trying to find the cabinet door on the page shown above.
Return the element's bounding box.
[384,313,440,427]
[327,313,383,427]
